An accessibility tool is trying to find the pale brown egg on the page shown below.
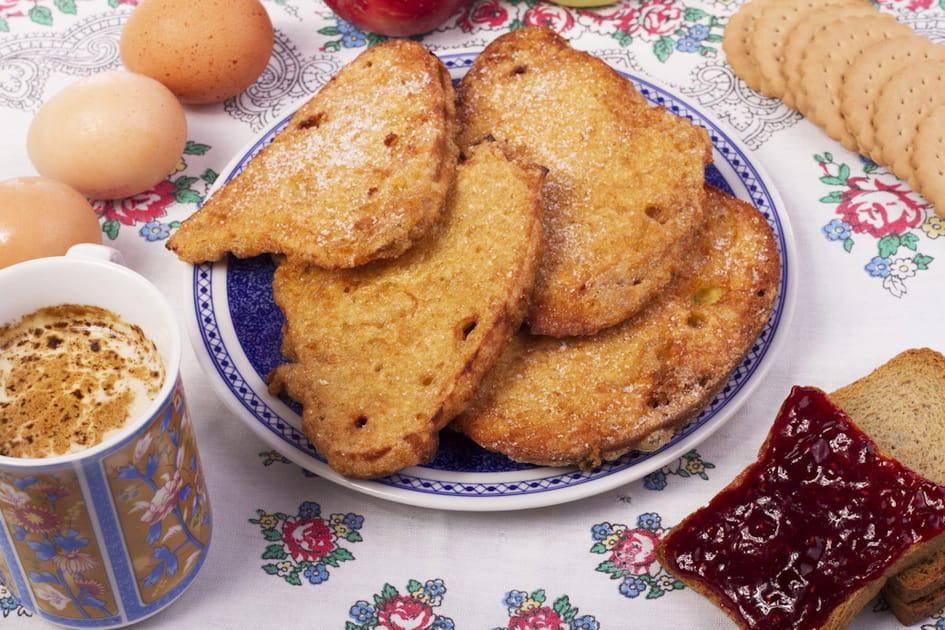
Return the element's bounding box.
[26,71,187,200]
[0,176,102,270]
[120,0,274,105]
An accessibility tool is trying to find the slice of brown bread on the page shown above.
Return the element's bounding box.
[451,184,779,468]
[829,348,945,624]
[167,39,458,270]
[885,583,945,625]
[457,26,711,337]
[267,141,546,478]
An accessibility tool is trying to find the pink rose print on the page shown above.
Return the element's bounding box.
[508,607,567,630]
[94,179,176,228]
[835,176,927,238]
[877,0,934,9]
[377,594,435,630]
[281,514,336,563]
[522,4,576,32]
[456,0,508,31]
[610,527,660,575]
[618,0,684,43]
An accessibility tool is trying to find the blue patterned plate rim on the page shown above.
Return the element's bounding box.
[185,49,797,511]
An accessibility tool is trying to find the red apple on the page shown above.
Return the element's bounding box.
[323,0,469,37]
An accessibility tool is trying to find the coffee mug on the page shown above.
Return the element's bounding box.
[0,244,212,627]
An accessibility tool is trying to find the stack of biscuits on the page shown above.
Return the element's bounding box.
[168,27,781,480]
[724,0,945,217]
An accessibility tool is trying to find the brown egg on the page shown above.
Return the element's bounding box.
[0,177,102,270]
[121,0,274,105]
[26,71,187,200]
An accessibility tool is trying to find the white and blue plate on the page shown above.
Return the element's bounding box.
[186,51,797,511]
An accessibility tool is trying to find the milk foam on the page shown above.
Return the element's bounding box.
[0,304,165,458]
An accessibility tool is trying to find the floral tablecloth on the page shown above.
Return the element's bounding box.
[1,0,944,628]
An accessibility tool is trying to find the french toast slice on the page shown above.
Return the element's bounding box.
[456,26,712,337]
[451,185,780,468]
[267,141,546,479]
[167,39,458,270]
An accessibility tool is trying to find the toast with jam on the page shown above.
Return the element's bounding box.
[167,39,458,270]
[829,348,945,625]
[656,348,945,630]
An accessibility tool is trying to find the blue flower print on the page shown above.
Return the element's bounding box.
[342,513,364,530]
[303,563,329,585]
[431,619,455,630]
[822,219,852,242]
[572,615,601,630]
[637,513,662,531]
[866,256,892,278]
[643,470,668,490]
[298,501,321,519]
[349,600,374,624]
[502,589,528,609]
[425,578,447,599]
[688,24,710,40]
[336,20,367,48]
[140,220,171,242]
[591,522,614,541]
[619,576,649,598]
[676,37,700,53]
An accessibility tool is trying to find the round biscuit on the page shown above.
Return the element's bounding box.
[753,0,864,99]
[780,4,880,112]
[911,103,945,218]
[799,14,913,151]
[723,0,779,92]
[842,36,945,164]
[873,60,945,185]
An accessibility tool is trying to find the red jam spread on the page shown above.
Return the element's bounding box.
[660,386,945,630]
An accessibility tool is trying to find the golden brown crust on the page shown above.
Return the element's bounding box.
[167,39,459,269]
[456,27,711,337]
[451,185,780,468]
[267,141,546,478]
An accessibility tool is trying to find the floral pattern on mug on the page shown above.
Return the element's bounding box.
[816,153,937,298]
[347,579,453,630]
[492,588,599,630]
[0,470,117,618]
[106,380,211,604]
[250,500,363,586]
[590,513,685,599]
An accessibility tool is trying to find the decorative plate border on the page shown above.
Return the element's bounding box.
[187,50,796,510]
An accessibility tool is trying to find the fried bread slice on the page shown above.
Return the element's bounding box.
[456,27,712,337]
[267,141,546,479]
[167,39,458,269]
[451,185,780,468]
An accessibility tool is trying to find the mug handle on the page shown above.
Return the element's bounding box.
[66,243,126,265]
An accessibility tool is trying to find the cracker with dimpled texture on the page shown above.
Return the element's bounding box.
[798,13,913,151]
[721,0,777,93]
[779,4,879,112]
[873,60,945,188]
[751,0,863,100]
[911,103,945,219]
[841,34,945,162]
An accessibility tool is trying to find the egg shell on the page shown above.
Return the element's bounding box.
[121,0,274,105]
[0,176,102,270]
[26,71,187,200]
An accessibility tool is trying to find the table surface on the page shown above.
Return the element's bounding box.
[1,1,944,628]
